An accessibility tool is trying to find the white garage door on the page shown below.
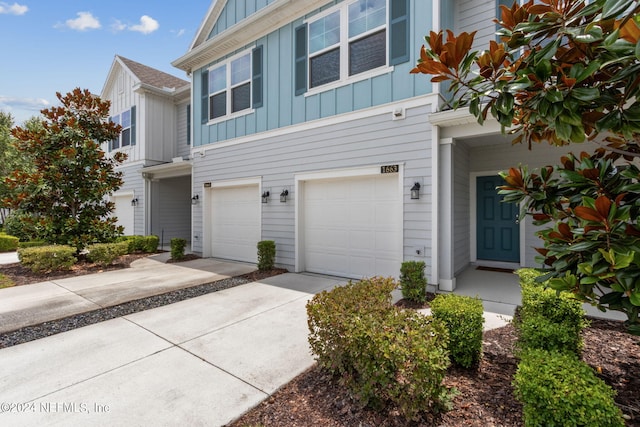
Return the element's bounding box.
[113,195,134,235]
[211,185,260,263]
[303,174,402,279]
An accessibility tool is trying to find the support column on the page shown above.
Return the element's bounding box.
[438,137,456,291]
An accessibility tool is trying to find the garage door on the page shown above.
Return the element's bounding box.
[303,174,402,279]
[113,195,134,235]
[211,185,260,263]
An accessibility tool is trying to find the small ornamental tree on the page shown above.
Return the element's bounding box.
[3,88,126,250]
[411,0,640,333]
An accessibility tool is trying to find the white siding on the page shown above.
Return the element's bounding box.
[115,163,145,236]
[176,101,191,159]
[456,0,498,51]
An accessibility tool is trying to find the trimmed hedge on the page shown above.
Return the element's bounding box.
[514,348,624,427]
[257,240,276,271]
[170,238,187,261]
[86,242,129,267]
[0,233,19,252]
[307,277,452,419]
[18,245,77,273]
[117,235,159,253]
[430,294,484,368]
[17,240,48,249]
[399,260,427,303]
[515,268,588,355]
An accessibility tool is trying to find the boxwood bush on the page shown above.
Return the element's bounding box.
[399,260,427,303]
[18,245,77,273]
[170,238,187,261]
[0,233,19,252]
[515,268,588,355]
[430,294,484,368]
[257,240,276,271]
[86,242,129,267]
[117,235,159,253]
[307,277,452,419]
[514,348,624,427]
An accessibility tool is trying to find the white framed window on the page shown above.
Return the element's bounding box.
[307,0,388,90]
[208,50,252,121]
[109,106,136,151]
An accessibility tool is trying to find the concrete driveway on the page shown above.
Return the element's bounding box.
[0,272,344,426]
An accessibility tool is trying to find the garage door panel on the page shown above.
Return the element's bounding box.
[211,185,260,263]
[303,175,401,279]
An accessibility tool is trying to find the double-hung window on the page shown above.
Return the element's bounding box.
[297,0,409,94]
[109,106,136,151]
[308,0,387,89]
[208,51,253,121]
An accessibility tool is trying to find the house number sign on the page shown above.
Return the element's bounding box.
[380,164,399,174]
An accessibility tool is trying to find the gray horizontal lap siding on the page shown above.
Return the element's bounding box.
[192,104,433,272]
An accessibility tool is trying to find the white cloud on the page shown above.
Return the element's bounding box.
[0,2,28,15]
[128,15,159,34]
[110,19,126,32]
[0,96,49,112]
[64,11,101,31]
[173,28,185,37]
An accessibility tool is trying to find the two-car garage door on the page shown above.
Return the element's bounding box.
[302,174,402,279]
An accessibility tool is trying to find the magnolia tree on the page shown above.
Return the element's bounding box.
[4,88,126,250]
[411,0,640,333]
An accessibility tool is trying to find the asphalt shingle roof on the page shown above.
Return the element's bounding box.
[117,55,189,90]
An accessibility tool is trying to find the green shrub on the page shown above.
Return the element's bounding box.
[117,235,159,253]
[514,348,624,427]
[307,277,452,419]
[2,211,40,242]
[17,240,48,249]
[18,245,77,273]
[86,242,129,267]
[0,273,14,289]
[430,294,484,368]
[170,238,187,261]
[399,260,427,303]
[515,268,588,355]
[257,240,276,271]
[0,233,19,252]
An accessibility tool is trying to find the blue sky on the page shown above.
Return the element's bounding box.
[0,1,208,125]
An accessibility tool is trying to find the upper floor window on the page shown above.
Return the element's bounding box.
[109,106,136,151]
[308,0,387,89]
[208,51,252,121]
[295,0,409,95]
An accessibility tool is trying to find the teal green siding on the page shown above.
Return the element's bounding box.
[209,0,278,39]
[195,0,433,147]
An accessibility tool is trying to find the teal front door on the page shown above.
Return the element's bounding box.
[476,175,519,262]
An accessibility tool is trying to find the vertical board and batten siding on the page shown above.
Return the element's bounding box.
[150,176,192,247]
[208,0,278,38]
[469,139,601,267]
[192,104,433,271]
[103,67,144,163]
[453,140,470,274]
[115,163,145,236]
[176,101,191,159]
[193,0,433,148]
[455,0,498,50]
[144,93,179,163]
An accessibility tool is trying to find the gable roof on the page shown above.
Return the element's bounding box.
[173,0,321,73]
[117,56,189,90]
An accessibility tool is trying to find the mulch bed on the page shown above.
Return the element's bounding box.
[229,315,640,427]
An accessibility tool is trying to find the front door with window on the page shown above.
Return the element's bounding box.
[476,175,519,263]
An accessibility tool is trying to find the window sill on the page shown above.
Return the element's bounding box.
[206,108,254,126]
[304,65,394,98]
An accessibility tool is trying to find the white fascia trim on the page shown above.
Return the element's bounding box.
[192,93,440,156]
[428,107,477,126]
[431,121,440,287]
[111,190,135,199]
[295,164,398,182]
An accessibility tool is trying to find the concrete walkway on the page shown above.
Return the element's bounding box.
[0,254,513,426]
